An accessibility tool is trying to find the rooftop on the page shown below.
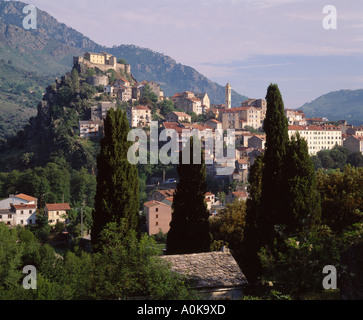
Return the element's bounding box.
[12,204,37,210]
[45,203,71,211]
[15,194,37,202]
[161,251,248,289]
[144,200,171,208]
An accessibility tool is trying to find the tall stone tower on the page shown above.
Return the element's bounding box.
[225,83,232,109]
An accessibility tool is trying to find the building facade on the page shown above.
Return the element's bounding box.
[343,135,363,154]
[288,125,343,155]
[127,105,151,128]
[144,200,172,235]
[45,203,71,226]
[220,106,263,130]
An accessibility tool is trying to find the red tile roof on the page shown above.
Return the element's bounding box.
[232,191,248,198]
[45,203,71,211]
[15,194,37,202]
[134,105,150,111]
[144,200,171,208]
[13,204,37,210]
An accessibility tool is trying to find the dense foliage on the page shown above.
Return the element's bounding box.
[92,108,139,247]
[0,223,194,300]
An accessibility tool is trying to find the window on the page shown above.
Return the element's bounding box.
[155,208,159,212]
[0,215,2,219]
[155,222,159,226]
[8,215,12,219]
[57,211,59,215]
[156,214,159,219]
[29,210,32,214]
[21,210,24,215]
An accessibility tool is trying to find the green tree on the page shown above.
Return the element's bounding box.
[242,154,265,280]
[347,152,363,168]
[284,134,321,234]
[92,108,139,247]
[158,99,175,117]
[70,68,80,93]
[317,165,363,233]
[91,223,194,300]
[140,84,158,105]
[210,199,247,263]
[167,137,212,254]
[260,84,290,245]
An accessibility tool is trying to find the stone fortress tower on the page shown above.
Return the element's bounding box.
[225,83,232,109]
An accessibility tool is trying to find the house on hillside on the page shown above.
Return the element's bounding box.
[11,204,37,226]
[343,135,363,154]
[79,120,103,138]
[150,189,175,202]
[165,111,192,123]
[45,203,71,226]
[127,105,151,128]
[144,200,172,235]
[161,250,248,300]
[226,191,248,204]
[248,135,266,150]
[0,193,38,209]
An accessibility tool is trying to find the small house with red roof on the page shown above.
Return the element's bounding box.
[45,203,71,226]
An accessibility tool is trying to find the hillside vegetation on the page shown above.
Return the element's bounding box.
[301,89,363,126]
[0,1,247,142]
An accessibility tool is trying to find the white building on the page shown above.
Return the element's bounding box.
[288,125,343,155]
[0,193,37,209]
[0,194,38,227]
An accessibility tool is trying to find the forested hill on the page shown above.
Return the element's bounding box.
[300,89,363,126]
[0,1,247,141]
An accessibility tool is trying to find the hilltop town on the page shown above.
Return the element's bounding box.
[0,51,362,301]
[3,51,362,236]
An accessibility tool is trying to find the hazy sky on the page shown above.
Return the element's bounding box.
[24,0,363,107]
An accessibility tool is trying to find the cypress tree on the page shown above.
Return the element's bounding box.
[242,154,265,280]
[284,133,321,234]
[92,108,139,248]
[166,137,211,254]
[260,83,290,244]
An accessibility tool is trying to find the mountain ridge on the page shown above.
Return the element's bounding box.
[0,1,248,100]
[300,89,363,126]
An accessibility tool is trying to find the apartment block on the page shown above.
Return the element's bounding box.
[288,125,343,155]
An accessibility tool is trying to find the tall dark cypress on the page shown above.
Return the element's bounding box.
[166,137,211,254]
[92,108,139,247]
[260,84,290,244]
[242,154,265,280]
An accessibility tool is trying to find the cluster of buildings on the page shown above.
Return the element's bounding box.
[144,188,248,237]
[172,91,210,115]
[0,193,71,227]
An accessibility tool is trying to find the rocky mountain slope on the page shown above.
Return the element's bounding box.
[0,1,247,141]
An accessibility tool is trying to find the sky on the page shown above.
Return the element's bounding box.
[24,0,363,108]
